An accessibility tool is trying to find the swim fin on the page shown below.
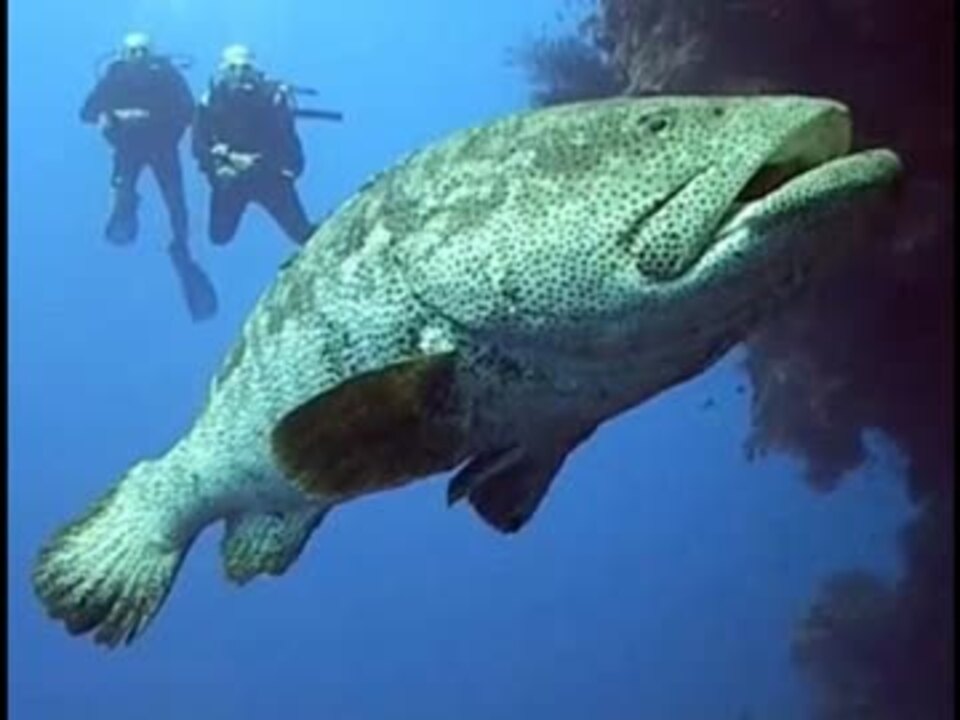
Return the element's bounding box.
[168,244,218,322]
[105,190,139,245]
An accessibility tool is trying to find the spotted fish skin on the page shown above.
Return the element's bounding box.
[33,95,901,647]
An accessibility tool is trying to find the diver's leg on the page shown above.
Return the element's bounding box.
[149,146,219,322]
[148,145,190,245]
[255,178,316,246]
[209,183,248,246]
[106,147,145,244]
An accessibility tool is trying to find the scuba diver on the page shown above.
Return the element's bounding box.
[193,45,317,247]
[80,32,218,322]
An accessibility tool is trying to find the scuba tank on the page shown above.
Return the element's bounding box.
[211,71,345,124]
[293,108,344,122]
[282,84,344,123]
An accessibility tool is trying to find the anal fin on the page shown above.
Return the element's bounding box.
[221,506,329,585]
[450,427,595,534]
[446,445,525,506]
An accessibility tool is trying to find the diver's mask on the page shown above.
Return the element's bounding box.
[120,32,152,63]
[220,62,264,92]
[218,44,263,93]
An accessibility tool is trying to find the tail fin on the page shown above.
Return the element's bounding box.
[33,475,192,648]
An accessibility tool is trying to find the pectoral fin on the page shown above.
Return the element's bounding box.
[271,352,464,498]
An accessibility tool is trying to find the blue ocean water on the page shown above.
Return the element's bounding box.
[8,2,914,718]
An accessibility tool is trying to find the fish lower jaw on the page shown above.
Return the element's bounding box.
[717,148,902,238]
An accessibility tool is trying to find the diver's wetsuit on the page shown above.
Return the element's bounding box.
[81,56,218,322]
[193,78,315,246]
[81,56,194,246]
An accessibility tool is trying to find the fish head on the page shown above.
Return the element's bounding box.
[393,96,901,362]
[603,95,902,358]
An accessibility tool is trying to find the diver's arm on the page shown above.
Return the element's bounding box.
[80,73,113,124]
[81,64,148,127]
[191,99,216,174]
[272,89,305,178]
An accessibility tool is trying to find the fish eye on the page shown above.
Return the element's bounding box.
[647,116,671,134]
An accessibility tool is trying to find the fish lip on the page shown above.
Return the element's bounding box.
[716,147,903,238]
[731,103,853,206]
[715,101,901,241]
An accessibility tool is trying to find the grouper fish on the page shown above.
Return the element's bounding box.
[34,95,901,647]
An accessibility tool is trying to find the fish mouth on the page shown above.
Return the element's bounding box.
[717,107,902,236]
[679,105,903,314]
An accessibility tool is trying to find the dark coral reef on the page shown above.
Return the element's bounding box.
[515,1,954,717]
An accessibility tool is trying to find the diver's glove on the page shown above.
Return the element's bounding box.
[210,143,261,184]
[214,163,241,182]
[229,151,260,172]
[210,143,236,183]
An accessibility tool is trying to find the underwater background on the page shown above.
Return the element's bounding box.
[8,1,952,718]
